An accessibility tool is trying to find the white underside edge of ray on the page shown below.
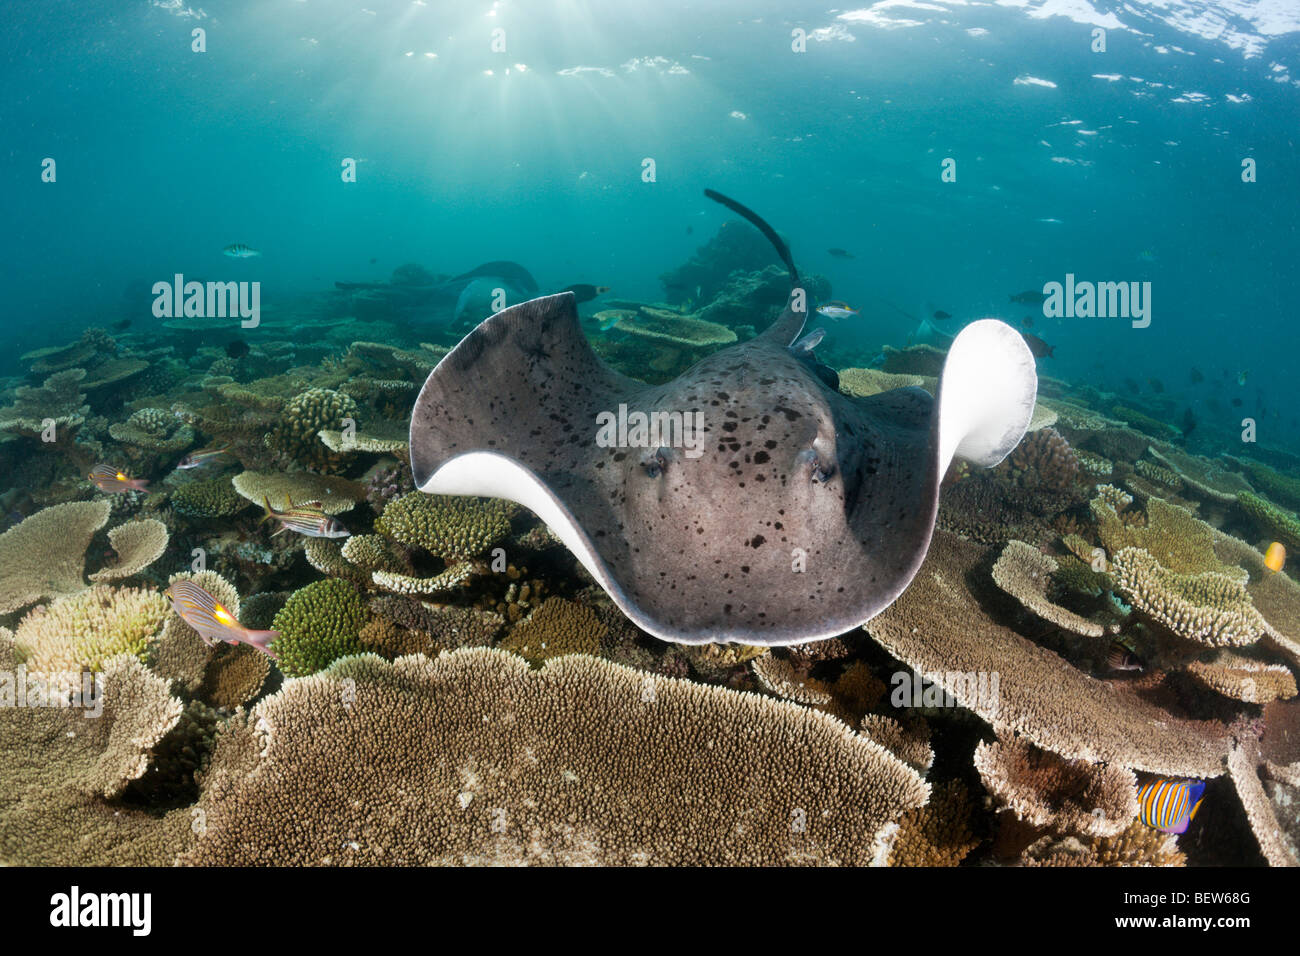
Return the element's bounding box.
[416,316,1037,645]
[935,318,1038,474]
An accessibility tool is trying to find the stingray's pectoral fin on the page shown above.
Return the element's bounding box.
[934,319,1038,474]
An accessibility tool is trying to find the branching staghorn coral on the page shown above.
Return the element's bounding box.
[1111,547,1265,647]
[179,649,929,866]
[15,584,171,674]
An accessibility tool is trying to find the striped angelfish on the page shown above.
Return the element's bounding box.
[1137,778,1206,834]
[165,580,278,659]
[222,243,261,258]
[261,496,350,538]
[88,464,150,493]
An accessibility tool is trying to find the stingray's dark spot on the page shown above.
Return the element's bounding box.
[740,566,750,574]
[613,452,627,461]
[723,604,732,615]
[721,422,737,432]
[764,440,777,449]
[750,535,766,548]
[753,450,770,464]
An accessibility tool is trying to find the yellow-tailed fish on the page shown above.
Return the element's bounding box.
[88,464,150,493]
[815,300,859,320]
[1137,778,1206,834]
[261,496,350,538]
[1264,542,1286,573]
[166,580,278,659]
[177,444,233,470]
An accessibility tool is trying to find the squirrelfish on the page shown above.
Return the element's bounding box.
[177,445,233,470]
[89,464,150,493]
[261,496,350,538]
[166,580,278,659]
[1137,777,1206,834]
[223,243,261,258]
[815,300,859,320]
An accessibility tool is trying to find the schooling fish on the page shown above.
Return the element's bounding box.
[1021,333,1055,359]
[1137,778,1206,834]
[827,248,854,259]
[560,284,611,305]
[177,445,233,470]
[1009,289,1049,305]
[223,243,262,258]
[261,496,350,538]
[933,310,952,320]
[166,580,278,659]
[815,300,859,320]
[89,464,149,493]
[1106,640,1144,672]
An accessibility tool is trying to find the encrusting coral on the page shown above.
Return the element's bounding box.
[179,649,929,865]
[0,499,111,614]
[498,596,607,665]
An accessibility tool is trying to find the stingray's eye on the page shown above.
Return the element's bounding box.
[797,445,835,484]
[643,447,671,478]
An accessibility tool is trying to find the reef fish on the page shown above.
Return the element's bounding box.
[1106,641,1144,672]
[1009,289,1049,305]
[177,445,233,470]
[561,284,610,305]
[1137,778,1206,834]
[815,301,859,320]
[1021,333,1056,359]
[222,243,261,258]
[261,497,350,538]
[408,189,1038,645]
[88,464,150,493]
[1265,542,1286,573]
[166,580,279,659]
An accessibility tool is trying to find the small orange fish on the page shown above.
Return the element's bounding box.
[166,580,278,659]
[89,464,150,493]
[1265,542,1286,573]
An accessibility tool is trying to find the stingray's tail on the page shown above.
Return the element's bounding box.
[934,320,1038,476]
[704,189,800,289]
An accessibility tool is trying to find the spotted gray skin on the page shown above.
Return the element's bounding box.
[410,289,948,646]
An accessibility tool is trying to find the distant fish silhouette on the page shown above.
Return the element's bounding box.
[560,284,610,305]
[932,310,952,320]
[1009,290,1048,305]
[225,339,250,359]
[1189,367,1204,384]
[827,248,854,259]
[223,243,261,258]
[449,261,539,295]
[1021,333,1055,359]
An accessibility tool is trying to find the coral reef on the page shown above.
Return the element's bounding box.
[179,650,929,865]
[89,519,169,583]
[0,500,111,614]
[992,540,1104,637]
[15,584,170,673]
[1111,547,1265,647]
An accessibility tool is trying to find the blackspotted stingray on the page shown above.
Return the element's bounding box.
[410,191,1038,645]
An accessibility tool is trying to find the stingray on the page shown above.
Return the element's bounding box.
[409,190,1038,645]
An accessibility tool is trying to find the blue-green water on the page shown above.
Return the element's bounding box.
[3,0,1298,449]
